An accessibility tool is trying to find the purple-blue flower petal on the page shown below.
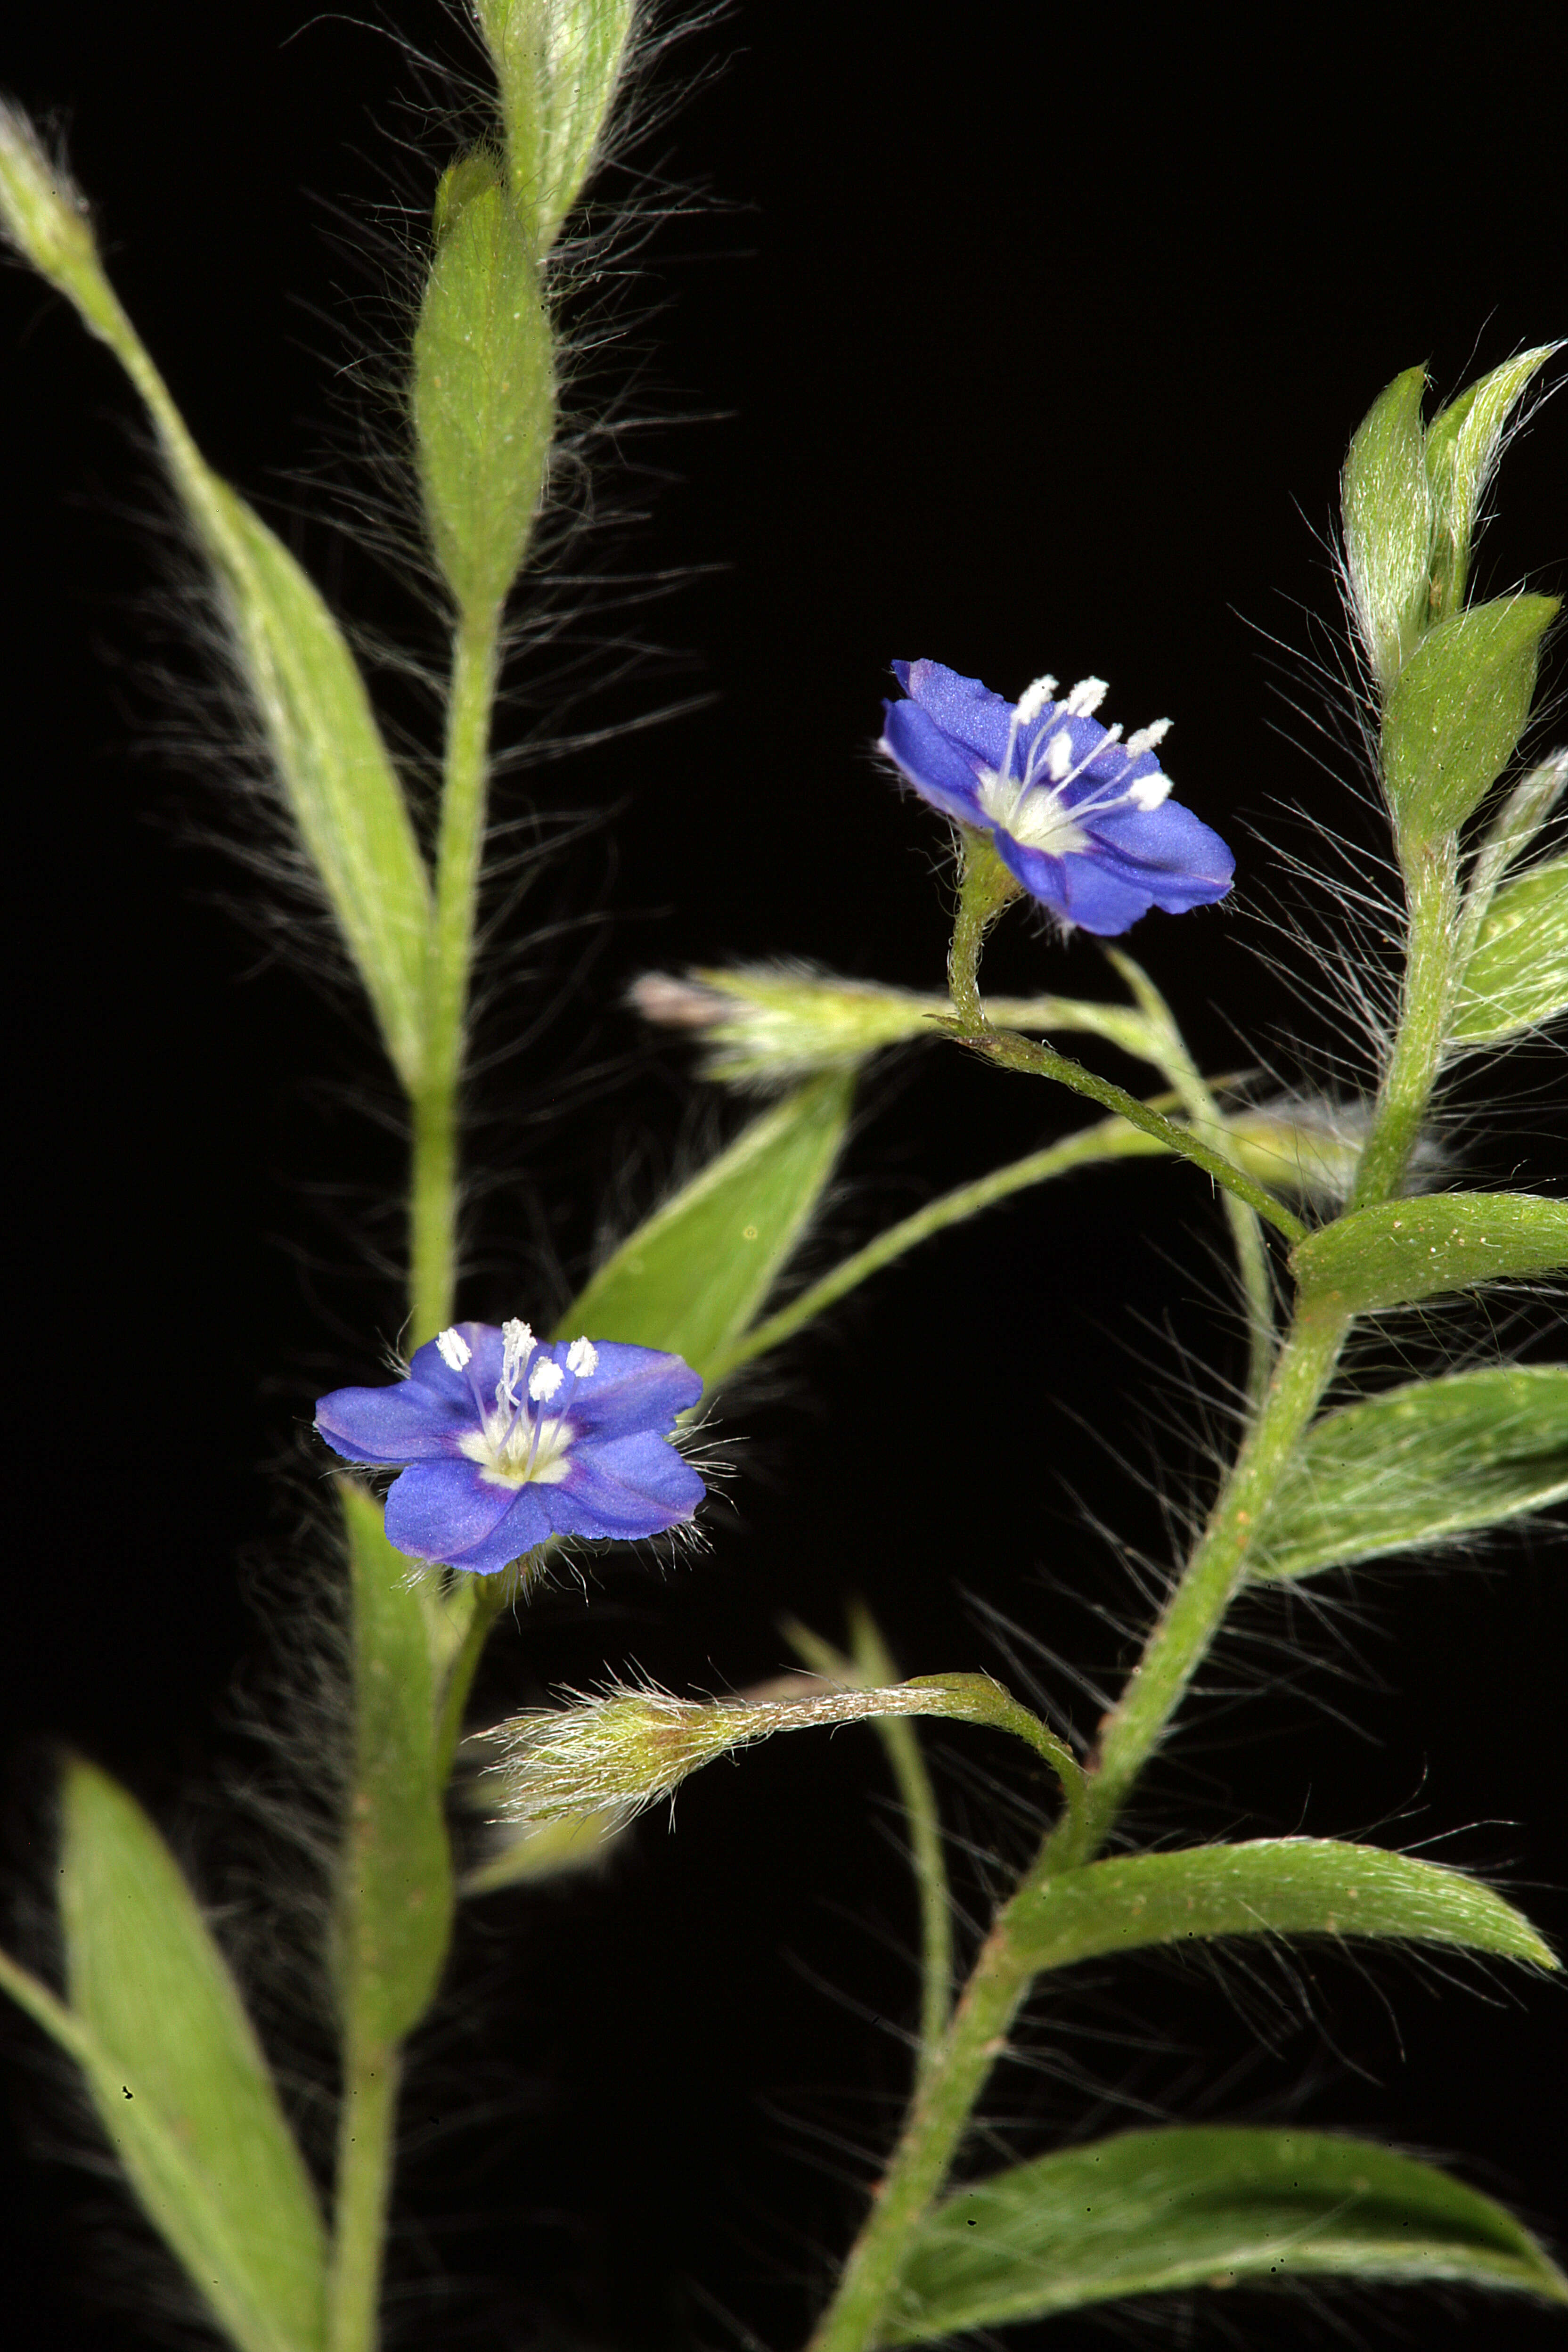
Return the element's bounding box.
[879,699,987,826]
[1084,801,1236,902]
[563,1341,702,1439]
[316,1377,473,1465]
[896,660,1014,767]
[550,1432,707,1539]
[383,1458,525,1566]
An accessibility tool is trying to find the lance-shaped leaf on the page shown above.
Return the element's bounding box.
[1292,1192,1568,1317]
[336,1481,455,2048]
[885,2127,1568,2338]
[1383,594,1559,851]
[1341,365,1433,692]
[43,1759,327,2352]
[562,1070,853,1380]
[414,151,554,615]
[1252,1366,1568,1581]
[1425,346,1557,621]
[1453,854,1568,1045]
[1005,1838,1552,1977]
[0,110,432,1091]
[475,0,636,255]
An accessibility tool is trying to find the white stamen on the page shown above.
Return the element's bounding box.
[1045,730,1075,783]
[566,1337,599,1378]
[1013,673,1058,728]
[436,1327,472,1371]
[1063,676,1109,717]
[529,1357,565,1403]
[1126,718,1172,757]
[1128,771,1173,810]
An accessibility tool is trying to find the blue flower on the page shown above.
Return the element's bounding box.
[879,660,1234,935]
[316,1320,705,1575]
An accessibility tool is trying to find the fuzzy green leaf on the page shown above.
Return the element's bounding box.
[1253,1366,1568,1580]
[414,154,554,615]
[886,2127,1568,2337]
[1341,366,1433,692]
[0,131,432,1093]
[562,1070,853,1380]
[1425,346,1557,621]
[1291,1192,1568,1316]
[1007,1838,1552,1977]
[1383,594,1558,849]
[1454,854,1568,1044]
[52,1759,327,2352]
[475,0,635,255]
[336,1481,455,2048]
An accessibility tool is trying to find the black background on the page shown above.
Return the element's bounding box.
[4,5,1567,2348]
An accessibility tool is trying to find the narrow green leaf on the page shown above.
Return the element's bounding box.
[1454,853,1568,1044]
[475,0,635,256]
[0,134,432,1092]
[1425,346,1557,620]
[336,1481,455,2048]
[53,1760,327,2352]
[1253,1366,1568,1580]
[1341,366,1432,691]
[561,1070,853,1380]
[1007,1838,1552,1976]
[414,153,554,615]
[1291,1192,1568,1316]
[1383,594,1558,849]
[887,2126,1567,2337]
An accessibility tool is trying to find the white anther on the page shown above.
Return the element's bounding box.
[529,1357,565,1403]
[566,1337,599,1378]
[1128,771,1173,811]
[1063,676,1109,717]
[1013,673,1059,728]
[436,1327,472,1371]
[1126,718,1172,757]
[1045,730,1076,783]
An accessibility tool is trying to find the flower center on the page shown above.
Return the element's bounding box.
[973,686,1172,861]
[459,1407,574,1489]
[974,768,1091,856]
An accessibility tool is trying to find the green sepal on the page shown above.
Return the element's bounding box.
[1454,853,1568,1044]
[1341,365,1432,693]
[1254,1365,1568,1579]
[474,0,635,256]
[1425,346,1557,621]
[1291,1192,1568,1316]
[44,1759,328,2352]
[1006,1837,1552,1976]
[885,2127,1568,2338]
[561,1070,853,1382]
[1383,594,1558,852]
[414,152,554,616]
[335,1481,455,2048]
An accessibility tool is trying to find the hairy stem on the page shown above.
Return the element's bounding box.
[327,2042,400,2352]
[805,813,1471,2352]
[409,608,503,1343]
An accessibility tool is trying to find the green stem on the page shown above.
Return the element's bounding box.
[807,817,1473,2352]
[706,1112,1173,1388]
[842,1609,954,2087]
[1348,841,1458,1210]
[409,607,503,1343]
[327,2041,400,2352]
[965,1026,1306,1242]
[1105,951,1275,1409]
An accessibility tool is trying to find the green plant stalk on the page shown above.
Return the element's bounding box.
[330,608,503,2352]
[409,606,504,1345]
[1106,950,1275,1409]
[1348,841,1460,1210]
[327,2041,400,2352]
[806,817,1470,2352]
[706,1112,1174,1388]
